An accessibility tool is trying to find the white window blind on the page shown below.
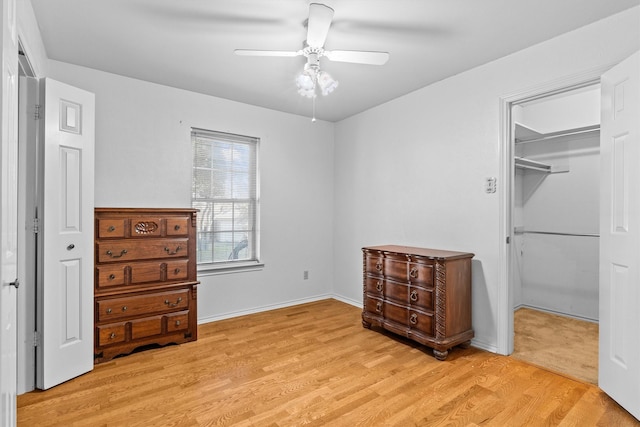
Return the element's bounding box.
[191,128,259,268]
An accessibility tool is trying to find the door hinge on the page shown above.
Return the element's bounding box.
[32,217,39,234]
[33,331,40,347]
[34,104,41,120]
[506,236,511,244]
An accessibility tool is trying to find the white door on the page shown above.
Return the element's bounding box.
[599,51,640,420]
[36,78,95,390]
[0,0,19,422]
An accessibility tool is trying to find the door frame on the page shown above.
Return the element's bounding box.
[497,64,615,355]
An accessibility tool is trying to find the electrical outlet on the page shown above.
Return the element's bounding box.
[303,270,309,280]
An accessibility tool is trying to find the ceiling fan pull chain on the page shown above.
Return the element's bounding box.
[312,96,317,122]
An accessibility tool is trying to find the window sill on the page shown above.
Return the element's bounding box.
[197,261,265,277]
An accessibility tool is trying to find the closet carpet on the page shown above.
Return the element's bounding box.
[512,307,598,384]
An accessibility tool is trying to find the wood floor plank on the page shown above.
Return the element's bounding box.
[17,299,638,426]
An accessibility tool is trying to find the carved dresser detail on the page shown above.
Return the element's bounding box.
[362,245,474,360]
[94,208,199,363]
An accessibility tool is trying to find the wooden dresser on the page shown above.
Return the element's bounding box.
[94,208,199,363]
[362,245,474,360]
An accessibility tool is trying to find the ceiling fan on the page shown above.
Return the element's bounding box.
[234,3,389,101]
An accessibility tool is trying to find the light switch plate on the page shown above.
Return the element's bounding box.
[485,177,497,193]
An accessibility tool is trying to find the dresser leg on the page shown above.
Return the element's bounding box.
[433,349,449,361]
[459,340,472,349]
[362,319,372,329]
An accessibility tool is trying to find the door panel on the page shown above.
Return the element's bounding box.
[36,78,95,390]
[599,51,640,420]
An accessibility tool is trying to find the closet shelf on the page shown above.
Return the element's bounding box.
[515,123,600,144]
[514,228,599,238]
[515,156,569,173]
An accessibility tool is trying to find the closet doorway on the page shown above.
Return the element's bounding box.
[509,84,600,384]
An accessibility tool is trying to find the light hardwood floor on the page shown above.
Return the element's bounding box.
[18,299,637,426]
[512,307,599,384]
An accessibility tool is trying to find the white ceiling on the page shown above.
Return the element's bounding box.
[30,0,639,122]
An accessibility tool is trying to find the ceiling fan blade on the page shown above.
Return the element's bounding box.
[234,49,301,58]
[325,50,389,65]
[306,3,334,48]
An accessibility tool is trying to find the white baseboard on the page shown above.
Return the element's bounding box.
[197,293,333,325]
[330,294,362,308]
[515,304,598,324]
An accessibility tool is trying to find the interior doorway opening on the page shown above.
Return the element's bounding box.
[17,42,39,394]
[508,83,601,383]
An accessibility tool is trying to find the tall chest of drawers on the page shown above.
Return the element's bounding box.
[362,245,474,360]
[94,208,199,363]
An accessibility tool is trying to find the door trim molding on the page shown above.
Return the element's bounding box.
[497,63,615,355]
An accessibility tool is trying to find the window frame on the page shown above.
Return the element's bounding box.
[191,128,262,274]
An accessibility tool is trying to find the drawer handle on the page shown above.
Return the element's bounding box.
[164,246,182,255]
[376,281,382,292]
[108,274,116,280]
[409,267,418,279]
[410,313,418,325]
[106,308,112,314]
[376,301,382,313]
[174,268,181,275]
[122,306,127,312]
[108,225,116,232]
[375,262,382,272]
[175,320,181,327]
[174,225,181,231]
[109,332,116,339]
[67,244,75,250]
[410,290,418,302]
[165,297,183,308]
[106,249,128,258]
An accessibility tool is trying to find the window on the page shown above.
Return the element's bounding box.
[191,128,259,270]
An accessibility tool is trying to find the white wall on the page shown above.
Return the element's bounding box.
[47,60,336,321]
[516,132,600,320]
[332,7,640,352]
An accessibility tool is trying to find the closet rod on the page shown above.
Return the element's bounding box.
[515,124,600,144]
[517,230,600,238]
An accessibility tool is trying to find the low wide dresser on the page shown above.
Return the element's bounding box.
[362,245,474,360]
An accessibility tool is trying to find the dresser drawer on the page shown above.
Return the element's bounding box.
[408,261,434,285]
[384,258,408,283]
[96,289,190,322]
[131,315,163,340]
[385,280,408,304]
[97,218,126,239]
[165,310,189,333]
[409,286,433,311]
[364,253,384,276]
[166,217,190,236]
[409,309,434,336]
[364,296,384,316]
[97,323,126,346]
[96,264,127,289]
[96,238,189,263]
[383,300,408,325]
[166,260,189,281]
[364,276,384,296]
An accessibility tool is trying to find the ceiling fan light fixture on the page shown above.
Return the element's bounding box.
[295,66,317,98]
[317,71,338,96]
